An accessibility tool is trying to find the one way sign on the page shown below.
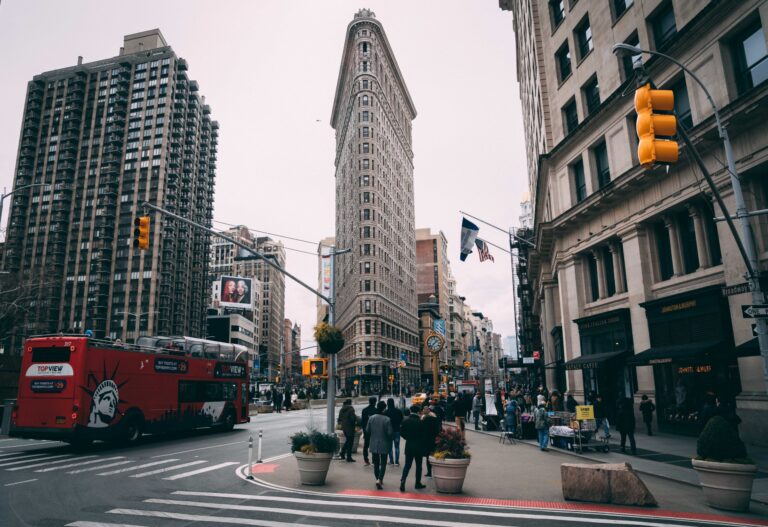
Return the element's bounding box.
[742,304,768,318]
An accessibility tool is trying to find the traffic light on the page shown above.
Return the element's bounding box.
[133,216,150,250]
[307,358,327,378]
[635,83,678,166]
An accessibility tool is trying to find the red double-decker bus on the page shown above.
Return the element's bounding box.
[10,335,250,445]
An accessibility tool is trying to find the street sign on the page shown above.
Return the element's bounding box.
[722,283,750,296]
[400,351,407,361]
[575,405,595,420]
[742,304,768,318]
[433,319,446,336]
[522,357,534,364]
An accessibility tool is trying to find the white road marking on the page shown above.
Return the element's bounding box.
[108,509,326,527]
[7,454,94,471]
[144,499,695,527]
[68,460,133,474]
[162,461,239,480]
[0,453,51,466]
[130,460,206,478]
[3,478,38,486]
[97,459,179,476]
[67,521,148,527]
[151,440,246,458]
[261,453,292,463]
[0,441,55,449]
[35,456,125,472]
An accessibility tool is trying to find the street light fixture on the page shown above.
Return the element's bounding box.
[612,42,768,389]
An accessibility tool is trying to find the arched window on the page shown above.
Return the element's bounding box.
[362,95,369,106]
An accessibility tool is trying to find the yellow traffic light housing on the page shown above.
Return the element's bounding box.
[635,83,678,166]
[303,358,328,378]
[133,216,150,250]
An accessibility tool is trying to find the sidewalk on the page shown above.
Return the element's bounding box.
[246,424,768,521]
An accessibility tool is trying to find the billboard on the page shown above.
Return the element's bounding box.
[320,246,333,303]
[219,276,254,309]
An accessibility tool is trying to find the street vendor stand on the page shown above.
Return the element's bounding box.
[549,405,610,453]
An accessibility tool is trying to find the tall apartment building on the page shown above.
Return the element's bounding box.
[504,0,768,444]
[331,9,420,392]
[3,29,217,346]
[234,237,285,378]
[210,224,253,277]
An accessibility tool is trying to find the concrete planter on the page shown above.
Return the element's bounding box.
[294,452,333,486]
[428,456,471,494]
[692,458,757,511]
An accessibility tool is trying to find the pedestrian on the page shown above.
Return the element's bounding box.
[594,394,610,438]
[385,398,403,466]
[365,400,392,489]
[399,404,427,491]
[504,396,519,438]
[430,398,445,422]
[361,396,378,466]
[421,403,442,478]
[472,391,483,430]
[273,390,283,413]
[715,396,742,437]
[454,392,468,439]
[337,399,357,462]
[536,388,546,407]
[534,401,550,451]
[699,393,718,429]
[639,395,656,436]
[494,388,504,417]
[565,393,577,413]
[616,397,637,455]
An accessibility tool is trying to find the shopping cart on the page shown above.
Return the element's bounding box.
[571,418,610,453]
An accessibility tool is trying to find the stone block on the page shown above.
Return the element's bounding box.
[561,463,657,507]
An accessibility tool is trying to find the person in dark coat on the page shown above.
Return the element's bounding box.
[366,400,392,489]
[616,397,637,454]
[385,398,404,465]
[565,393,578,413]
[360,396,378,465]
[337,399,357,462]
[421,404,442,478]
[273,390,283,413]
[699,393,718,429]
[399,404,427,491]
[594,394,610,438]
[639,395,656,436]
[472,392,484,430]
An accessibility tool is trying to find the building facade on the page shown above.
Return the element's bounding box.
[3,29,217,347]
[504,0,768,444]
[331,9,420,393]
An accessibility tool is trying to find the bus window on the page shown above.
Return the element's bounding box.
[31,347,71,362]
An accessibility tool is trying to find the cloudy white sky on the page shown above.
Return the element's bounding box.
[0,1,527,349]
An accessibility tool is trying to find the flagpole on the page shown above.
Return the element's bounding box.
[478,237,512,256]
[460,210,535,248]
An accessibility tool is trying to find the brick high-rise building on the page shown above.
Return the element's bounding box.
[331,9,419,393]
[3,29,217,347]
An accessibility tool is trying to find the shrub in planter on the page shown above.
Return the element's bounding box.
[290,429,339,486]
[429,428,471,494]
[314,323,344,355]
[692,416,757,512]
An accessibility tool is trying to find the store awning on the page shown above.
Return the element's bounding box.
[626,341,725,366]
[735,338,761,357]
[564,350,626,370]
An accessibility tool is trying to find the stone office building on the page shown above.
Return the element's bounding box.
[331,9,420,393]
[503,0,768,444]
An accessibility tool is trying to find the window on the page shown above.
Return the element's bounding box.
[593,141,610,189]
[620,33,641,82]
[362,143,370,154]
[549,0,565,29]
[362,111,369,121]
[362,126,370,137]
[586,254,599,302]
[677,210,699,274]
[362,95,369,106]
[575,16,593,60]
[583,76,600,115]
[651,2,677,50]
[654,221,674,281]
[669,77,692,130]
[602,246,616,297]
[572,158,587,203]
[555,42,572,82]
[361,42,369,53]
[362,159,370,170]
[612,0,633,21]
[732,19,768,94]
[563,99,578,134]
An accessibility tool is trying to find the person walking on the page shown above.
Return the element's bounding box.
[454,392,468,439]
[385,398,403,466]
[472,392,483,430]
[399,404,426,491]
[421,403,442,478]
[639,395,656,436]
[594,394,610,438]
[337,399,357,462]
[504,396,519,438]
[616,397,637,455]
[273,390,283,414]
[366,400,393,489]
[534,401,550,451]
[361,396,378,466]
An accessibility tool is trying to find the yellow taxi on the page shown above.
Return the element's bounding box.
[411,392,428,406]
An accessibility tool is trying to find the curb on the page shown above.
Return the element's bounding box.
[465,426,768,507]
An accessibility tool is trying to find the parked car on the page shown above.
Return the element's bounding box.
[412,392,428,406]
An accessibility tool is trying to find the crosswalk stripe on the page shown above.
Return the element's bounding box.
[162,462,239,481]
[96,459,179,476]
[35,456,125,473]
[108,509,326,527]
[67,521,148,527]
[0,451,43,458]
[1,454,71,468]
[7,455,95,471]
[0,453,51,466]
[68,460,133,474]
[130,460,206,479]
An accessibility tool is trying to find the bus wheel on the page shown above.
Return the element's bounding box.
[121,415,143,444]
[221,410,235,432]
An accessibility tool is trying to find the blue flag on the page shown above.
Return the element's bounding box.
[460,218,479,261]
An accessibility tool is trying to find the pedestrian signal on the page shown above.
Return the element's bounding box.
[133,216,150,250]
[463,360,470,368]
[304,358,328,378]
[635,83,678,166]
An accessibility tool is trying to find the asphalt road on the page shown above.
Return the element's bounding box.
[1,406,762,527]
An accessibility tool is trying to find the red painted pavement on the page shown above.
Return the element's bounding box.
[338,489,768,526]
[249,463,278,474]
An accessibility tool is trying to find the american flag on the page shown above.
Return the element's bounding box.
[475,239,495,263]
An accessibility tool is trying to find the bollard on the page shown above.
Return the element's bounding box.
[257,429,263,463]
[246,435,254,479]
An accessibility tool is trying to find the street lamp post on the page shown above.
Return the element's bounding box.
[613,43,768,389]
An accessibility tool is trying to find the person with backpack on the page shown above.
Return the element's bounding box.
[534,401,550,451]
[639,395,656,436]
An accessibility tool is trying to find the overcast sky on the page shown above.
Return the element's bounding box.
[0,0,526,349]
